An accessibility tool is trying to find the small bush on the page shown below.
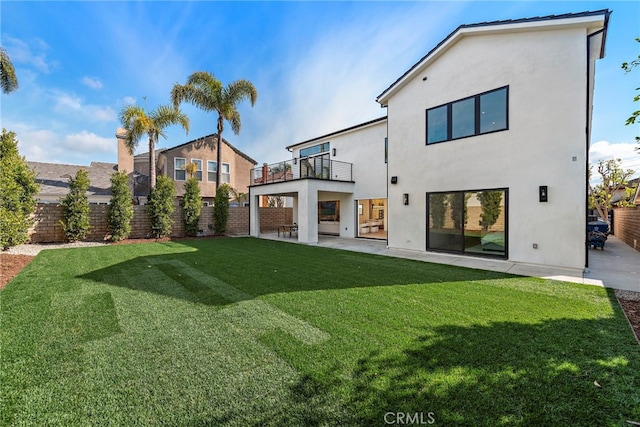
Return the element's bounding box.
[108,171,133,241]
[213,183,230,236]
[148,176,175,238]
[60,169,91,242]
[0,129,39,249]
[182,177,202,237]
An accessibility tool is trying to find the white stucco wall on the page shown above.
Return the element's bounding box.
[386,27,592,270]
[289,119,388,238]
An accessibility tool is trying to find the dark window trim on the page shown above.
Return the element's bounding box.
[425,187,509,259]
[425,86,509,145]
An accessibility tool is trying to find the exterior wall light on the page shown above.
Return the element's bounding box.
[539,186,548,202]
[403,193,409,205]
[332,148,336,156]
[391,176,398,184]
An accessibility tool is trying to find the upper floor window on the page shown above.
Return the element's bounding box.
[207,161,231,183]
[300,142,329,158]
[426,86,508,144]
[221,163,230,184]
[191,159,202,181]
[174,158,186,181]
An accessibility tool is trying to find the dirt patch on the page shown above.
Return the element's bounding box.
[618,297,640,344]
[0,254,35,290]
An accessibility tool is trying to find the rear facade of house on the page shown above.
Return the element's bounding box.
[250,10,610,273]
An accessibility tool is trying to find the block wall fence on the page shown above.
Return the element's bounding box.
[28,203,293,243]
[613,207,640,252]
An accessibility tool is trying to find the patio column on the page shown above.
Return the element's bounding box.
[298,181,318,244]
[249,191,260,237]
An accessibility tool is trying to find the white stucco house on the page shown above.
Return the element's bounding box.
[249,9,610,272]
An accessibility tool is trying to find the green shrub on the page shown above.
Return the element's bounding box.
[108,171,133,241]
[213,183,230,236]
[148,175,175,238]
[60,169,91,242]
[0,129,39,249]
[182,177,202,237]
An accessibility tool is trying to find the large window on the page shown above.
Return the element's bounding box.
[174,158,186,181]
[426,86,508,144]
[207,161,230,183]
[191,159,202,181]
[300,142,329,158]
[427,189,507,258]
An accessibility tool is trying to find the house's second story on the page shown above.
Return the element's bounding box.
[117,130,258,201]
[252,117,388,196]
[157,134,257,200]
[377,10,610,192]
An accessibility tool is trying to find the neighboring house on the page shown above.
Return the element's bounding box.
[611,177,639,205]
[118,130,257,203]
[27,161,117,204]
[250,10,610,273]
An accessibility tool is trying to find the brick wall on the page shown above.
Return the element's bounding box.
[613,206,640,251]
[28,203,292,242]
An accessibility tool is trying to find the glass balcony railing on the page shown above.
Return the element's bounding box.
[251,155,352,185]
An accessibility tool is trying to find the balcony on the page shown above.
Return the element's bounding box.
[251,156,353,185]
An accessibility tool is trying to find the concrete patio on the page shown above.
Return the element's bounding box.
[261,233,639,292]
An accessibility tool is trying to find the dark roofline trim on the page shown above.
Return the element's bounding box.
[376,9,611,104]
[286,116,388,150]
[161,134,258,165]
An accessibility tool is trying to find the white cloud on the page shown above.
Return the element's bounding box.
[50,90,116,122]
[62,131,115,154]
[3,36,56,74]
[590,140,640,177]
[81,76,104,90]
[121,96,136,105]
[9,123,116,165]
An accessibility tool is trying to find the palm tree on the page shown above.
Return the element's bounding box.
[119,102,189,189]
[1,47,19,94]
[171,71,257,189]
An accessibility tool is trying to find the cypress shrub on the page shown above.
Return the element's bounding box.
[108,171,133,241]
[182,177,202,237]
[213,183,230,236]
[148,175,175,238]
[0,129,39,249]
[60,169,91,242]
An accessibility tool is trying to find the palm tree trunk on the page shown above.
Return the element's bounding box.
[149,134,156,190]
[216,115,223,190]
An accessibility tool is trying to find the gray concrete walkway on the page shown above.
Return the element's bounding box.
[261,233,639,291]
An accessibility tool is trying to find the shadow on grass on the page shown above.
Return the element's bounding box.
[79,237,517,306]
[284,315,640,426]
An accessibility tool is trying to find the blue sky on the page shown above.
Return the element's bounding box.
[2,1,639,179]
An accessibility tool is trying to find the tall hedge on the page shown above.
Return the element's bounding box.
[182,177,202,237]
[0,129,39,249]
[148,175,175,238]
[108,171,133,241]
[60,168,91,242]
[213,183,230,236]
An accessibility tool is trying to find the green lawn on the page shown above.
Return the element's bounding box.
[1,237,638,426]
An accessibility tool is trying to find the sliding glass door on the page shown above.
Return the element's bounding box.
[427,189,507,258]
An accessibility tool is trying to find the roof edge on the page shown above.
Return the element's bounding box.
[376,9,611,106]
[286,116,387,150]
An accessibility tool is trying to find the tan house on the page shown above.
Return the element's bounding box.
[117,130,257,203]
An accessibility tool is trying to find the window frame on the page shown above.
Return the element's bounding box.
[207,160,217,183]
[221,162,231,184]
[191,159,203,181]
[425,86,509,145]
[300,142,330,158]
[426,188,508,259]
[174,157,186,181]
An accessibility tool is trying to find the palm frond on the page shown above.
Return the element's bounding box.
[0,47,18,94]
